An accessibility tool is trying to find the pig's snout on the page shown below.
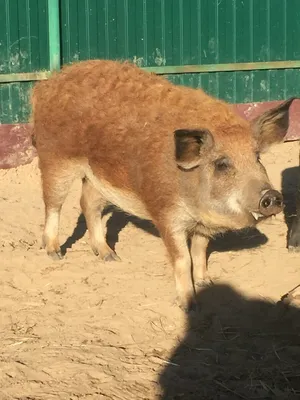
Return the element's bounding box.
[259,189,283,217]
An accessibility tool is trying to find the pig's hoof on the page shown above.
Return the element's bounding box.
[103,251,121,262]
[195,277,214,289]
[288,220,300,252]
[182,302,198,314]
[288,234,300,252]
[47,250,63,260]
[92,246,121,262]
[288,245,300,253]
[176,296,198,314]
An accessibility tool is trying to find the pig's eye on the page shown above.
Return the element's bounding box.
[214,157,230,172]
[256,152,261,162]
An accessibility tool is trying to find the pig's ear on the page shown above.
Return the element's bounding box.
[251,97,298,152]
[174,128,214,169]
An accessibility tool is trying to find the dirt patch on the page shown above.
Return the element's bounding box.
[0,142,299,399]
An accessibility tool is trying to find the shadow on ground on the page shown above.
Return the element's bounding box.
[61,206,268,256]
[159,282,300,400]
[59,158,300,256]
[60,206,160,255]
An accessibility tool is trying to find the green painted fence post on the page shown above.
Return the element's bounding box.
[48,0,61,71]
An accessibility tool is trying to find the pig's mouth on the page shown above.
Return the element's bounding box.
[250,189,284,222]
[250,211,279,223]
[251,211,265,221]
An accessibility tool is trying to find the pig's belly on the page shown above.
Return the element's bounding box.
[83,164,151,220]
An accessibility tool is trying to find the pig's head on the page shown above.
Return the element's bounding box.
[175,97,298,234]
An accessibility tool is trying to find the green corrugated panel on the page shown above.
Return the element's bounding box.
[0,0,49,123]
[0,81,33,123]
[60,0,300,104]
[166,69,300,103]
[1,0,300,124]
[75,0,290,64]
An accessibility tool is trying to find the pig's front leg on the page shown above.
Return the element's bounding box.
[190,234,210,286]
[159,228,196,312]
[288,179,300,252]
[288,212,300,251]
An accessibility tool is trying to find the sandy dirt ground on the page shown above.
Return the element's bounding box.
[0,141,300,400]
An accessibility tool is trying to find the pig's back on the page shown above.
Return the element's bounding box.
[31,60,198,158]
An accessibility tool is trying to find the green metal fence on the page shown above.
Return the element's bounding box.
[0,0,59,123]
[1,0,300,124]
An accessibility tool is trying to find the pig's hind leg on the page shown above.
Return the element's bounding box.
[80,177,121,261]
[41,160,76,260]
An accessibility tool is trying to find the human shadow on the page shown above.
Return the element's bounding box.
[159,283,300,400]
[281,166,299,246]
[61,206,268,256]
